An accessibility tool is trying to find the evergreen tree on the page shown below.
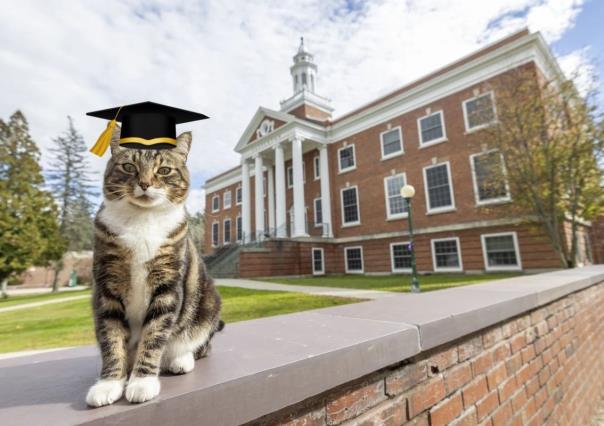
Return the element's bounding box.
[189,211,205,254]
[0,111,65,297]
[47,116,96,251]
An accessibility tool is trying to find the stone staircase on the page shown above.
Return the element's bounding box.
[203,244,242,278]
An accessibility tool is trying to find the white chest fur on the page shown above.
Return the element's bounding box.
[99,200,185,349]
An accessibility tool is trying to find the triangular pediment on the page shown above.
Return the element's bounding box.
[235,107,295,152]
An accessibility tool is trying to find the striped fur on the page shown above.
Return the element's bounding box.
[86,128,222,407]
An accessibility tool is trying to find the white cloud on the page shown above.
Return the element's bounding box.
[0,0,591,206]
[186,188,206,215]
[558,47,598,96]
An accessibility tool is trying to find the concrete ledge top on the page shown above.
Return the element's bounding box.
[1,266,603,426]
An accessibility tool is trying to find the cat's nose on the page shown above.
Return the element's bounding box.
[139,182,150,191]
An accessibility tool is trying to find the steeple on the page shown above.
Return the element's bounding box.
[290,36,318,94]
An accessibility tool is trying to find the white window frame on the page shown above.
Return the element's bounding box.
[211,221,219,248]
[235,187,242,206]
[384,173,408,220]
[462,91,497,133]
[338,145,356,174]
[431,237,463,272]
[380,126,404,160]
[236,215,242,242]
[211,195,220,213]
[390,241,412,273]
[469,150,511,206]
[417,110,447,148]
[223,190,232,209]
[313,197,322,227]
[340,185,361,227]
[223,219,231,245]
[312,247,325,275]
[344,246,364,274]
[481,232,522,272]
[313,155,320,180]
[423,161,456,215]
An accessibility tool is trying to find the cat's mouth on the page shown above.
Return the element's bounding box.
[128,193,162,208]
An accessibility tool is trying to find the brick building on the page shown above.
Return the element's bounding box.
[203,29,593,277]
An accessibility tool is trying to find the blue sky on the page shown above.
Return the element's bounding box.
[0,0,600,213]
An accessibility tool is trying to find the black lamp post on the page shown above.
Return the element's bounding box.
[400,184,420,293]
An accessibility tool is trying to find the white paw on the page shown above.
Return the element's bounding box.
[125,376,160,403]
[86,378,126,407]
[165,352,195,374]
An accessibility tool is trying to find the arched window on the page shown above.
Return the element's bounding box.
[311,74,315,91]
[302,72,307,85]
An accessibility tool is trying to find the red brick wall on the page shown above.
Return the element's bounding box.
[251,283,604,425]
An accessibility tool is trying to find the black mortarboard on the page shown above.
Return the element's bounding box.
[87,101,208,156]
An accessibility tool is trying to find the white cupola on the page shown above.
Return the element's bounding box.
[290,37,318,94]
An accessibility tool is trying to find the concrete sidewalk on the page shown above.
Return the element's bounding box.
[0,294,91,313]
[215,278,396,300]
[4,285,88,297]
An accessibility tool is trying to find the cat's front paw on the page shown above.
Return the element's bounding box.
[125,376,160,403]
[86,378,126,407]
[165,352,195,375]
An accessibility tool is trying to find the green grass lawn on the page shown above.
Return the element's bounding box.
[0,289,91,308]
[262,273,521,292]
[0,286,358,353]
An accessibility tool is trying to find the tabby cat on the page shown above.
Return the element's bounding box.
[86,126,223,407]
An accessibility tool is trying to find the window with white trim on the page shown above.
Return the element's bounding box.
[470,151,510,204]
[418,111,446,146]
[287,166,293,188]
[424,162,455,213]
[481,233,521,270]
[211,222,219,247]
[338,145,356,173]
[223,219,231,244]
[312,248,324,275]
[391,242,412,272]
[235,187,242,205]
[432,238,462,271]
[345,246,364,273]
[463,92,496,131]
[211,195,220,212]
[236,216,242,242]
[314,197,323,226]
[341,186,360,226]
[313,156,320,180]
[223,191,232,209]
[384,174,408,219]
[380,127,403,159]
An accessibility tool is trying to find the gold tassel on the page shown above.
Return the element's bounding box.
[89,119,117,157]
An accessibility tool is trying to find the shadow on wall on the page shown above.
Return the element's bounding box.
[18,251,93,288]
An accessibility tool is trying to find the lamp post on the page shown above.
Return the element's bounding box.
[400,184,420,293]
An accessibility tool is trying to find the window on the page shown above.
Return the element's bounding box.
[380,127,403,159]
[384,174,408,219]
[463,92,496,131]
[263,176,267,198]
[431,238,462,271]
[423,162,455,213]
[340,186,360,226]
[418,111,446,146]
[345,246,364,273]
[391,242,412,272]
[314,198,323,226]
[223,191,232,209]
[211,222,219,247]
[236,187,242,205]
[236,216,243,242]
[212,195,220,213]
[481,233,521,271]
[312,248,325,275]
[470,151,510,205]
[223,219,231,244]
[314,156,320,180]
[287,166,293,188]
[338,145,356,173]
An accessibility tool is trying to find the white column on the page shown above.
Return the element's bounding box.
[241,160,251,243]
[274,143,287,238]
[254,155,265,240]
[267,165,275,233]
[292,136,308,237]
[319,145,333,237]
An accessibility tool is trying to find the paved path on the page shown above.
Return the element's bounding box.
[215,278,396,300]
[4,285,88,297]
[0,295,91,313]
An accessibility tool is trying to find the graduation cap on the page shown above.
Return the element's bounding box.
[87,101,208,156]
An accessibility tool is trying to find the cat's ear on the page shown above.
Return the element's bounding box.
[109,123,123,156]
[174,131,192,159]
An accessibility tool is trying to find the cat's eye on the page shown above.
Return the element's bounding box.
[157,167,171,175]
[122,163,136,173]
